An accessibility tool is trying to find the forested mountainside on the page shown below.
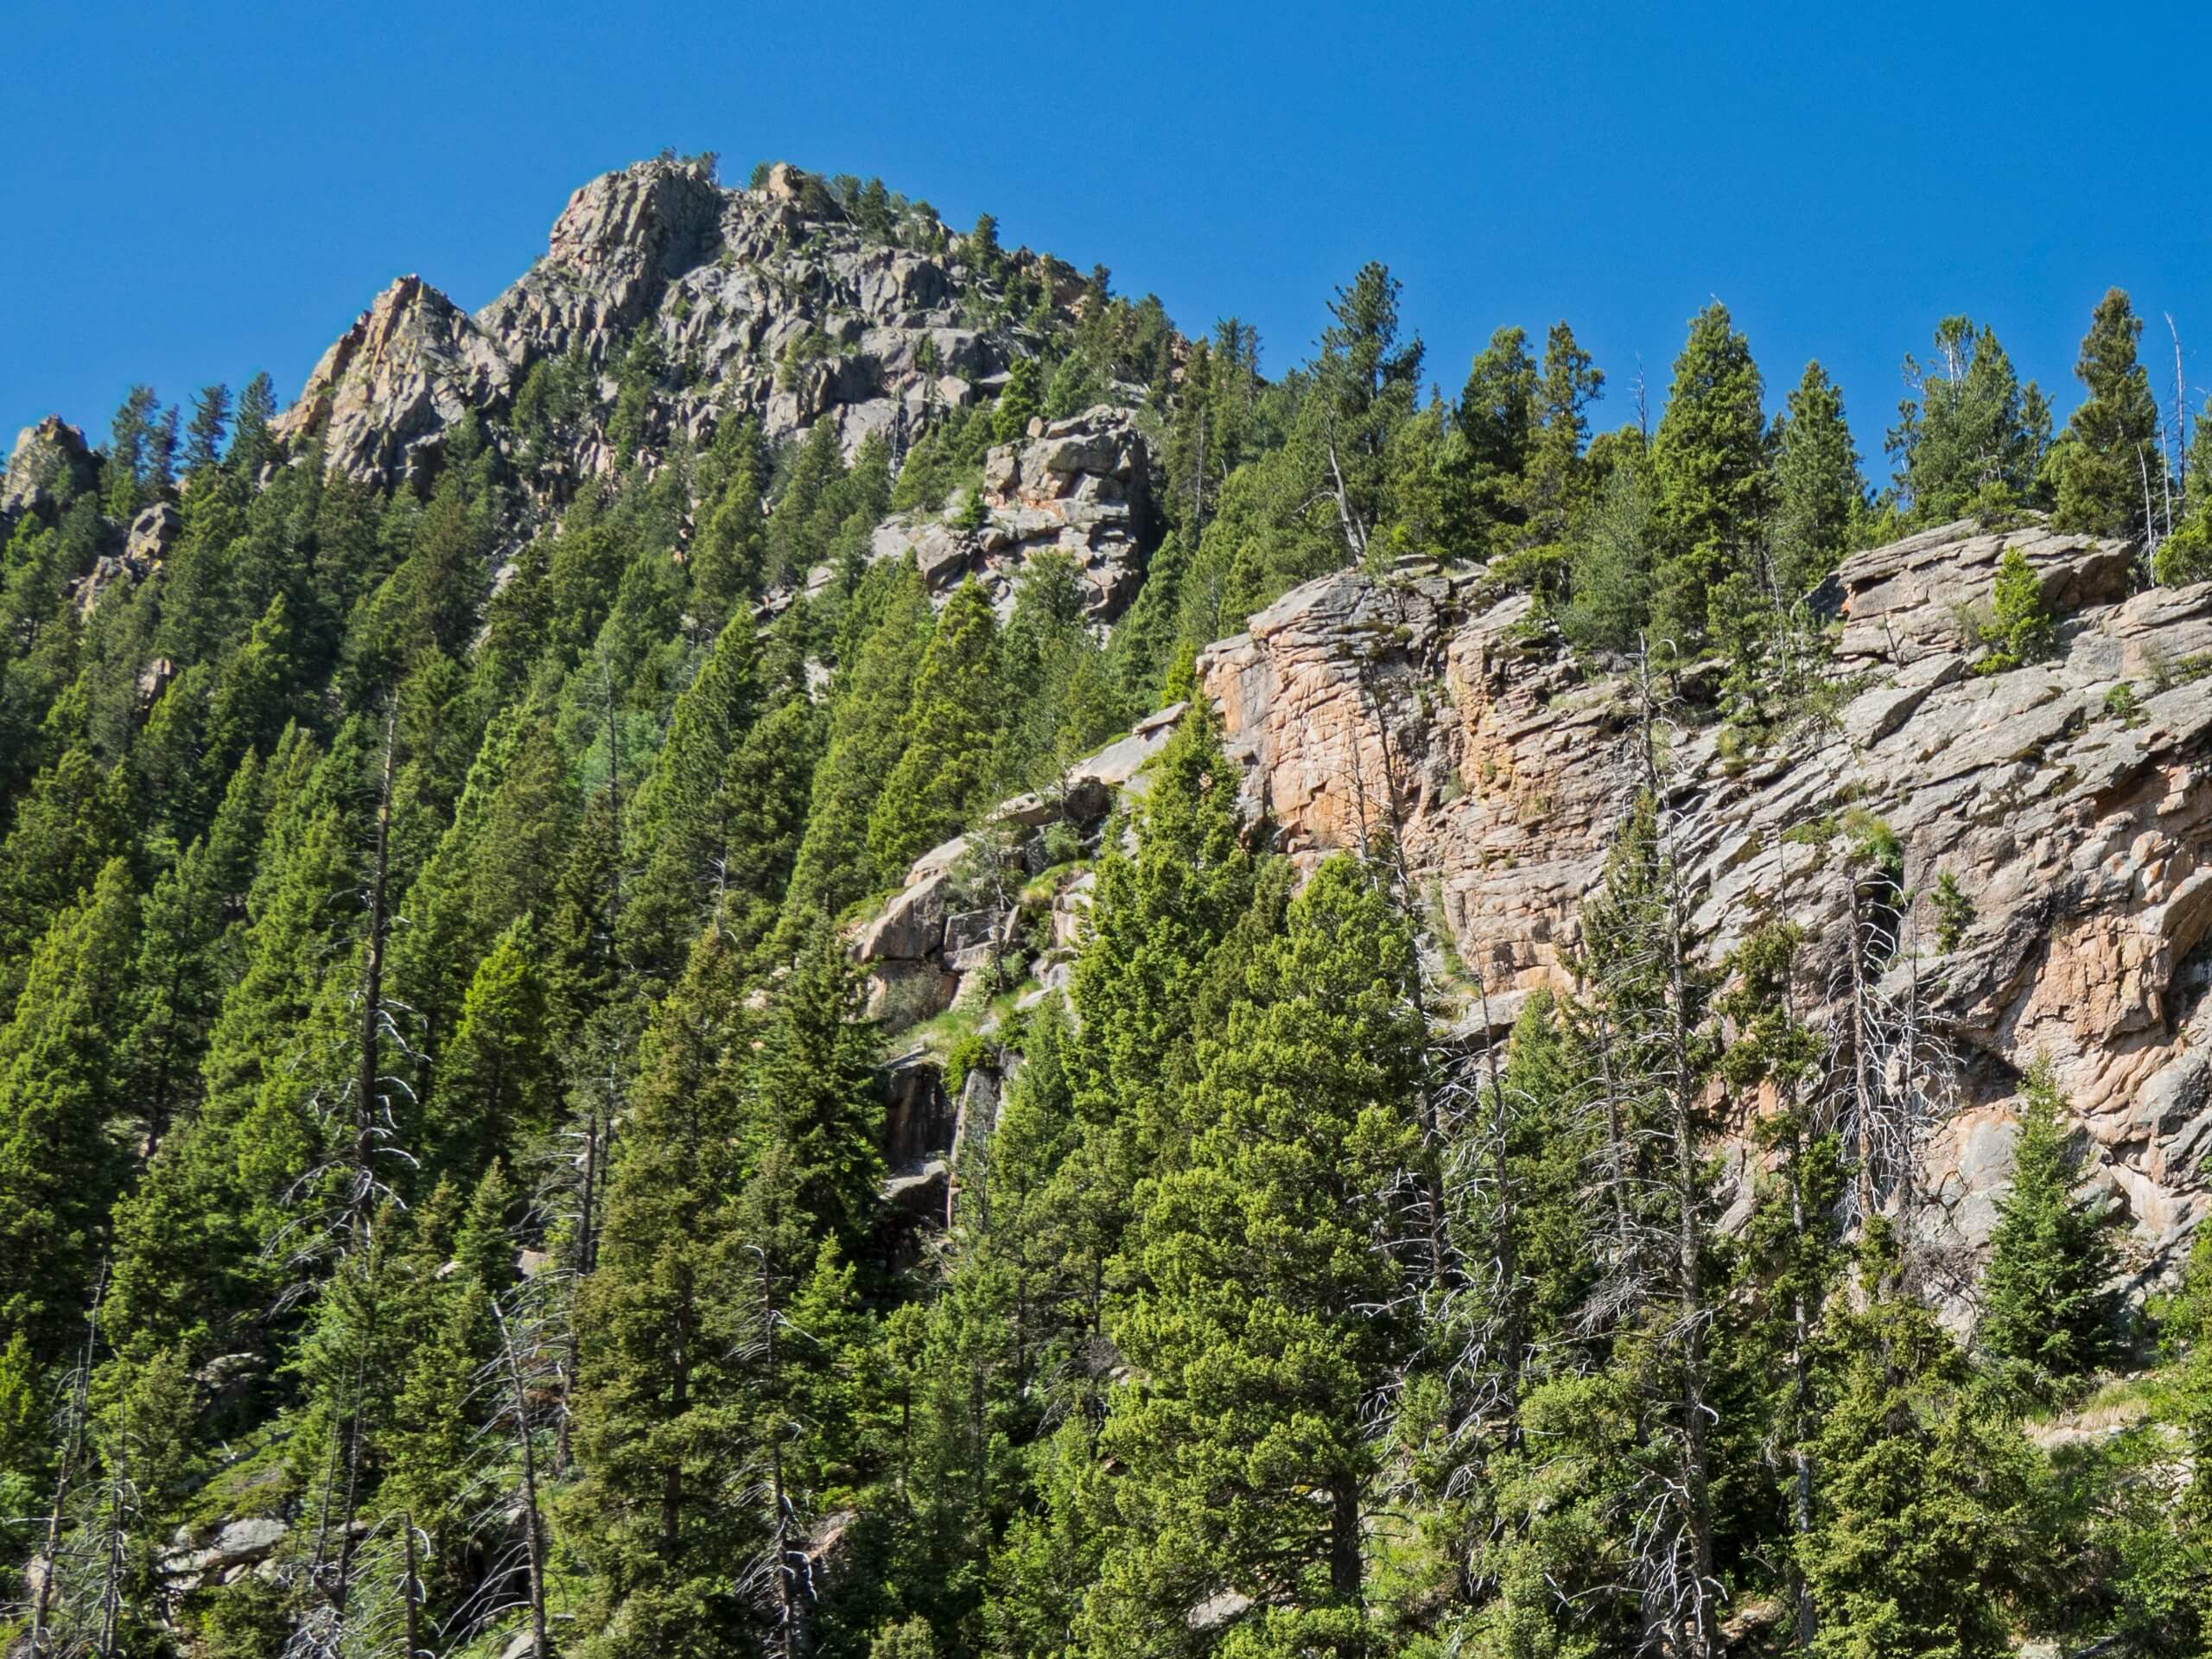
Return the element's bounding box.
[11,149,2212,1658]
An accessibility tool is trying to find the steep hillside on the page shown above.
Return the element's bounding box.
[8,152,2212,1659]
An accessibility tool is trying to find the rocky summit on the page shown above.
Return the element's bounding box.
[274,157,1061,488]
[10,146,2212,1659]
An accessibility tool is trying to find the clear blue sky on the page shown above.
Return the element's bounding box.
[8,0,2212,478]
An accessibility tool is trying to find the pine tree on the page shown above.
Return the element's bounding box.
[1044,352,1107,421]
[182,384,232,479]
[748,915,885,1267]
[1804,1223,2037,1659]
[1770,360,1866,601]
[0,745,132,1001]
[566,924,761,1658]
[2153,404,2212,583]
[430,918,559,1183]
[868,577,1002,880]
[2054,287,2163,540]
[1561,427,1658,652]
[1975,546,2056,672]
[1889,317,2049,524]
[1310,262,1425,564]
[1714,921,1844,1647]
[995,356,1044,444]
[230,372,278,476]
[1084,855,1426,1655]
[0,860,139,1361]
[1456,325,1538,548]
[1569,780,1726,1656]
[1066,701,1255,1198]
[1650,302,1768,655]
[1977,1061,2119,1386]
[781,558,936,931]
[105,385,160,518]
[1521,320,1605,550]
[118,752,272,1149]
[690,421,771,629]
[621,615,763,980]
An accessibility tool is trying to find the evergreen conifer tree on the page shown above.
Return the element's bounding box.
[1770,361,1866,601]
[1650,302,1768,654]
[1804,1223,2036,1659]
[2054,288,2162,540]
[868,578,1002,880]
[1084,855,1426,1655]
[0,860,139,1361]
[1977,1061,2119,1385]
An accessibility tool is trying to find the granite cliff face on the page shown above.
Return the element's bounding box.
[865,516,2212,1281]
[1204,521,2212,1272]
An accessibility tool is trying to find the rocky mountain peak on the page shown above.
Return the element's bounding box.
[1,413,95,519]
[265,156,1079,499]
[273,271,512,483]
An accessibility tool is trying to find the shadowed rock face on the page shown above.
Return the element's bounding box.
[269,156,1077,493]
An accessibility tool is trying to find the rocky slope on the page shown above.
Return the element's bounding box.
[869,517,2212,1281]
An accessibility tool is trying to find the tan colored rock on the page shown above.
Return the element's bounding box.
[1833,517,2133,665]
[1185,517,2212,1271]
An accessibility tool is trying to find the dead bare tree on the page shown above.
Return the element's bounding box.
[25,1269,103,1656]
[730,1232,816,1659]
[1325,436,1373,566]
[2170,314,2189,533]
[487,1295,554,1659]
[440,1274,563,1659]
[1825,840,1961,1294]
[280,1519,418,1659]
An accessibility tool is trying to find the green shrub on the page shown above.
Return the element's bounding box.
[1932,870,1974,952]
[1974,546,2056,673]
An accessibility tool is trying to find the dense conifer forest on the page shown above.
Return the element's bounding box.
[4,154,2212,1658]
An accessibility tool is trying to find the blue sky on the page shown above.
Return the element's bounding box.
[7,0,2212,478]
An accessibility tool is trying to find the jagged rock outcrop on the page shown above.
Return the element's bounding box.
[2,414,96,520]
[853,702,1185,1026]
[273,273,515,487]
[67,500,180,615]
[1832,518,2135,664]
[157,1516,289,1592]
[276,156,1096,495]
[867,406,1156,620]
